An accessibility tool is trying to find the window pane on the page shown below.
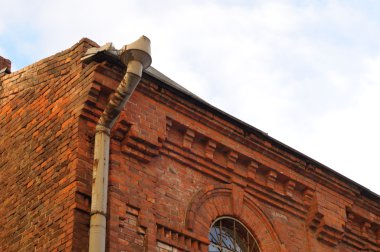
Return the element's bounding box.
[208,217,260,252]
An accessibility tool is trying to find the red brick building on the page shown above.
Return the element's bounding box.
[1,37,379,252]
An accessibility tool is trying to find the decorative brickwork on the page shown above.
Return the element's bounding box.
[185,184,284,252]
[156,224,208,251]
[1,38,380,252]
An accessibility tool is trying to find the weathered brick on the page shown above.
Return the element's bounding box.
[1,38,380,252]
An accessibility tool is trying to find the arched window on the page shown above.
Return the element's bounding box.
[208,217,261,252]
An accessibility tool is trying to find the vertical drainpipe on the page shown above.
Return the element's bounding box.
[89,36,152,252]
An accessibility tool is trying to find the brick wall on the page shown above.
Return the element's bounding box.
[0,38,97,251]
[94,66,379,251]
[75,57,379,251]
[1,38,379,252]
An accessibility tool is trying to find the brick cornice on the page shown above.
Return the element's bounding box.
[161,117,312,219]
[137,79,361,204]
[343,207,380,251]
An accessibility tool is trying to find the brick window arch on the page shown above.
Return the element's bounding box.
[209,217,261,252]
[186,184,284,252]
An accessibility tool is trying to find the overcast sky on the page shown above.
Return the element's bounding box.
[1,0,379,195]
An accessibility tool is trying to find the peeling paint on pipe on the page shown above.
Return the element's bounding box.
[88,36,151,252]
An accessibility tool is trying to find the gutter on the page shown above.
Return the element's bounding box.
[86,36,151,252]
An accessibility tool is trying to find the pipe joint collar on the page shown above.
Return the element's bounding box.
[95,125,110,135]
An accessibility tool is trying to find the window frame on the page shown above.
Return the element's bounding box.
[208,216,261,252]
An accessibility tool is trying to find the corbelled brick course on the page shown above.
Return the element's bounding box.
[1,38,379,252]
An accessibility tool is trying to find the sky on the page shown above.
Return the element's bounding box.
[1,0,379,195]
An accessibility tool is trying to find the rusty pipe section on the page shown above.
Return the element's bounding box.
[89,36,151,252]
[97,36,152,128]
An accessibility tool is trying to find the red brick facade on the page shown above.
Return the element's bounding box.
[1,39,379,252]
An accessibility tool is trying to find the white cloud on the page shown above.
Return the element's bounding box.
[1,0,380,194]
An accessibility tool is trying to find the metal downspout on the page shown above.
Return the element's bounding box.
[89,36,151,252]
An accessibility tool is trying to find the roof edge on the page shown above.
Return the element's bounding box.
[84,42,380,203]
